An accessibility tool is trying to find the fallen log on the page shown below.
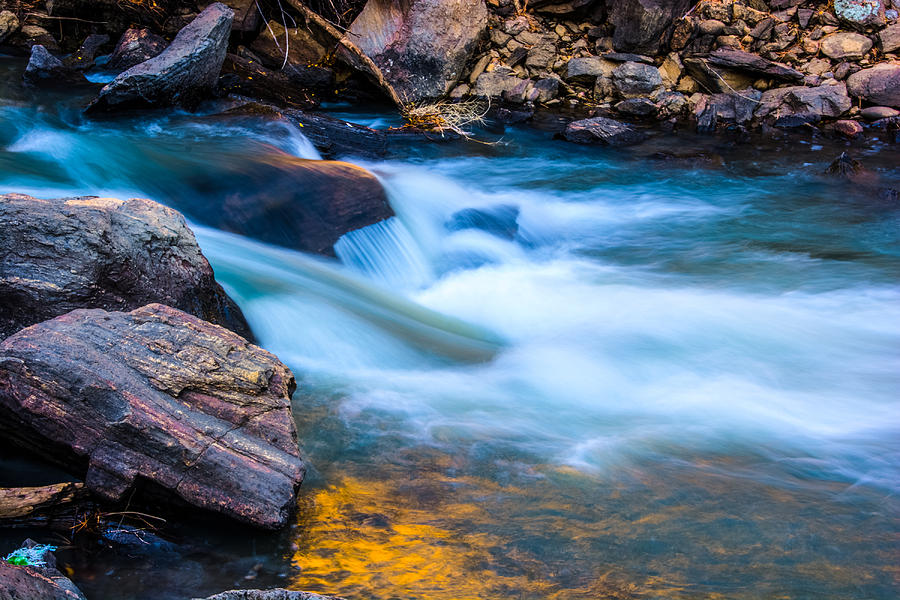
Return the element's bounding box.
[0,482,91,527]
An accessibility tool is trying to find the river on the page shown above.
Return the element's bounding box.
[1,55,899,599]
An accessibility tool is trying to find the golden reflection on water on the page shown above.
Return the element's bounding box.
[287,459,899,600]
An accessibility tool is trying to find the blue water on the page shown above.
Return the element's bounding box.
[1,55,899,599]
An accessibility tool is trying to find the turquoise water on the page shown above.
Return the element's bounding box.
[1,55,899,599]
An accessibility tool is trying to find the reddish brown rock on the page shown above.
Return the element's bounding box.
[0,304,304,529]
[106,28,168,72]
[833,119,864,138]
[0,193,252,341]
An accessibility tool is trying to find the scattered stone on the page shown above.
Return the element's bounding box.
[0,541,87,600]
[562,116,647,145]
[106,29,169,72]
[530,77,560,103]
[616,97,658,116]
[860,105,900,120]
[23,45,89,86]
[601,52,655,64]
[8,25,59,52]
[833,0,885,25]
[820,32,873,61]
[345,0,489,102]
[447,205,519,239]
[833,119,863,137]
[846,63,900,108]
[694,89,762,130]
[0,10,19,44]
[880,23,900,54]
[474,67,523,98]
[0,303,304,529]
[565,56,616,82]
[705,48,804,82]
[658,53,684,87]
[225,0,262,34]
[87,3,234,111]
[0,193,252,341]
[699,19,727,36]
[756,82,852,127]
[611,61,663,98]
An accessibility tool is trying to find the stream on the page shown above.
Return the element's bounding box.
[1,55,899,599]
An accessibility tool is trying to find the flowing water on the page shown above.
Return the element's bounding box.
[1,55,899,599]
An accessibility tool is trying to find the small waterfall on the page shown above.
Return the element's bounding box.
[334,218,435,291]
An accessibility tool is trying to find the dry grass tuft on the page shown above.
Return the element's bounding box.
[400,98,490,137]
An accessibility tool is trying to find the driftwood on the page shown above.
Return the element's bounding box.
[0,483,91,526]
[283,0,402,106]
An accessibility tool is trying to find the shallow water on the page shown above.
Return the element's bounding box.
[1,56,899,599]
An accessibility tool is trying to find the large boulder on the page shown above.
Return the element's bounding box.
[0,193,252,342]
[87,3,233,111]
[0,304,304,529]
[171,154,394,256]
[755,82,852,127]
[0,541,87,600]
[344,0,489,102]
[561,116,647,145]
[608,0,694,55]
[846,63,900,108]
[106,28,168,72]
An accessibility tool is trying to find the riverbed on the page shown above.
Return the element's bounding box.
[1,55,899,599]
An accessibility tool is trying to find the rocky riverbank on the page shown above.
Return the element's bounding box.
[1,0,897,143]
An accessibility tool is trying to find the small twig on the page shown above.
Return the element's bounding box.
[26,12,108,24]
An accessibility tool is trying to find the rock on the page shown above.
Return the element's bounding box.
[168,153,393,255]
[525,37,558,72]
[0,193,252,342]
[530,77,560,103]
[225,0,261,34]
[562,116,647,145]
[447,205,519,239]
[0,541,87,600]
[612,61,663,98]
[219,54,319,109]
[23,45,89,86]
[608,0,694,55]
[655,90,689,118]
[345,0,489,102]
[474,67,523,98]
[825,151,866,180]
[881,23,900,54]
[693,89,762,130]
[820,32,873,61]
[0,10,19,44]
[682,57,755,93]
[615,97,658,116]
[705,48,804,82]
[833,0,885,25]
[565,56,616,83]
[860,105,900,120]
[833,119,863,137]
[281,109,388,159]
[106,28,168,72]
[658,53,683,87]
[847,63,900,108]
[7,25,58,52]
[755,82,852,127]
[63,34,109,71]
[249,20,328,73]
[87,3,234,111]
[0,304,304,529]
[195,591,344,600]
[699,19,727,36]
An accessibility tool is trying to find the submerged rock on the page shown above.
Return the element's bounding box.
[174,153,393,255]
[344,0,489,102]
[0,193,252,341]
[87,3,233,111]
[562,116,647,146]
[0,304,304,529]
[106,28,168,72]
[0,540,87,600]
